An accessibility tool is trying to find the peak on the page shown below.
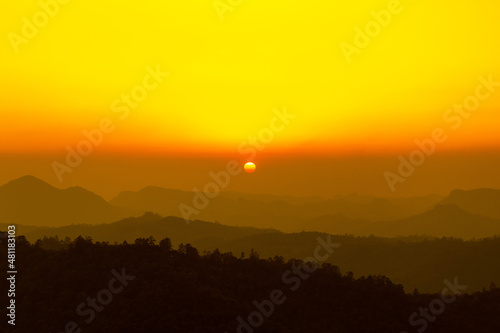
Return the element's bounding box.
[65,186,93,194]
[2,175,54,188]
[14,175,42,182]
[449,188,498,196]
[444,188,500,203]
[449,189,465,196]
[141,186,167,191]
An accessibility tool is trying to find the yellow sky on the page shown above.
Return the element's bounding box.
[1,0,499,157]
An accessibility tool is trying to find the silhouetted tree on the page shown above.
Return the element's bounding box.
[5,235,500,333]
[159,237,172,252]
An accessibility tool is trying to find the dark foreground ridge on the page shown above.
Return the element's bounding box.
[1,236,500,333]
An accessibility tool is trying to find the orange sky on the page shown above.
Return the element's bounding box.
[1,0,499,197]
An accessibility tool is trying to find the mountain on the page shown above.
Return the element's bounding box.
[300,213,370,235]
[217,190,325,205]
[373,204,500,239]
[2,175,498,238]
[109,186,196,216]
[0,175,133,226]
[272,203,500,239]
[20,213,278,246]
[109,186,442,231]
[438,188,500,219]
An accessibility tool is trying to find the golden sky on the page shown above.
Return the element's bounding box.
[1,0,499,197]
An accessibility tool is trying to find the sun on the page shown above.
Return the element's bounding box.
[244,162,256,173]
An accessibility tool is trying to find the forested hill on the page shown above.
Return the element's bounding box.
[2,237,500,333]
[13,215,500,293]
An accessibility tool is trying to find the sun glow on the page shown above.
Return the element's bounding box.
[244,162,256,173]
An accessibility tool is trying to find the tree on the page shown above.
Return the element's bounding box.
[16,235,31,250]
[135,236,156,246]
[159,237,172,252]
[249,248,259,260]
[185,243,199,258]
[72,235,93,250]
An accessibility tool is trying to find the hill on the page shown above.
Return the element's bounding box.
[13,214,500,293]
[367,204,500,239]
[109,185,442,231]
[439,188,500,219]
[5,238,500,333]
[0,176,133,226]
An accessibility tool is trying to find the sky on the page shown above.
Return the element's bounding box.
[1,0,499,198]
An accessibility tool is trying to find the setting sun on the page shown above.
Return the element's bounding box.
[244,162,256,173]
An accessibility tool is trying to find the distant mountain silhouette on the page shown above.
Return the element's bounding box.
[438,188,500,219]
[0,175,132,226]
[110,186,196,215]
[18,213,278,246]
[375,204,500,238]
[274,204,500,239]
[110,185,442,231]
[2,176,499,238]
[218,191,325,205]
[301,213,370,235]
